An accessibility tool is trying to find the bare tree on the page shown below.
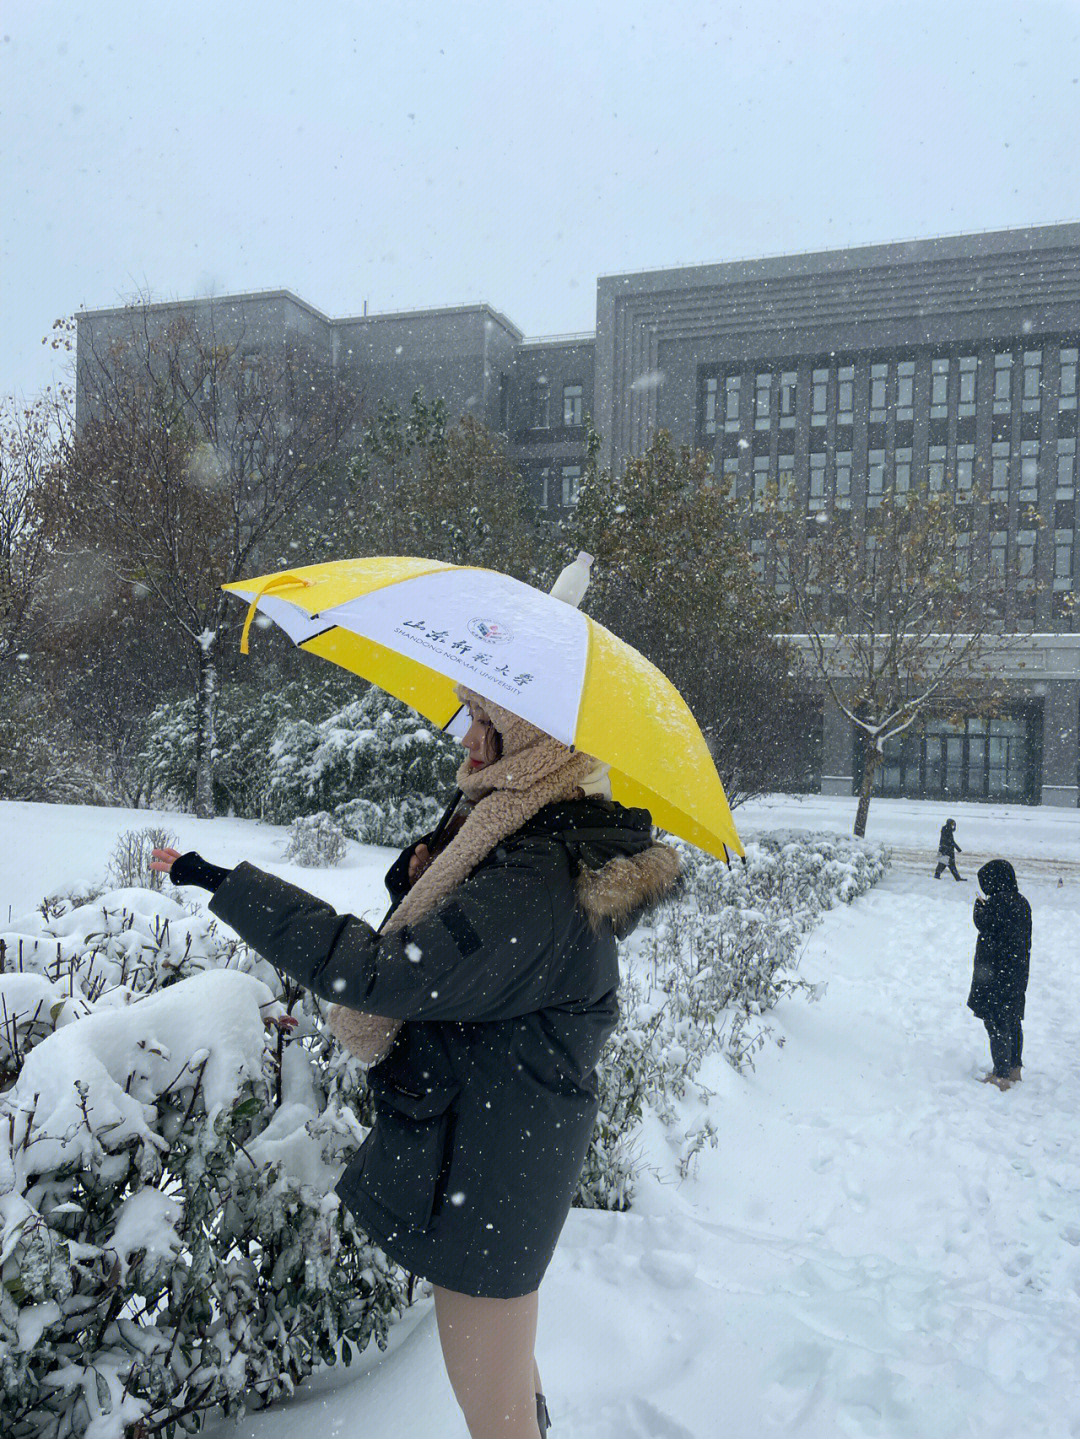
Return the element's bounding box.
[56,303,362,815]
[0,391,67,669]
[771,485,1044,836]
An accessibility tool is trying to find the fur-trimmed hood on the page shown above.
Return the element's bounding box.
[508,797,683,938]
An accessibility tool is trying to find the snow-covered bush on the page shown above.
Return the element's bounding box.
[266,688,460,846]
[575,831,888,1210]
[332,793,448,848]
[141,678,460,845]
[138,674,354,817]
[283,812,347,867]
[0,891,408,1439]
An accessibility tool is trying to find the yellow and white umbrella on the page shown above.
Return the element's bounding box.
[224,556,743,860]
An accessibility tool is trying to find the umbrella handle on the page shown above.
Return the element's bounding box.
[375,788,463,934]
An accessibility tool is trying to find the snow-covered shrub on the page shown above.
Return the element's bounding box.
[142,677,460,843]
[0,893,408,1439]
[266,688,460,846]
[332,793,447,848]
[283,812,347,867]
[138,674,354,817]
[575,831,887,1210]
[106,825,179,892]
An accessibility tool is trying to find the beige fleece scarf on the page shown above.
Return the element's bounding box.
[327,688,596,1065]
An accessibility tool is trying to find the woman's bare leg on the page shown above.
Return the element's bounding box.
[432,1284,541,1438]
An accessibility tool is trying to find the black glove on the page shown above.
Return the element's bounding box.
[169,851,231,893]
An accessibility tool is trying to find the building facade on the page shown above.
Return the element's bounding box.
[76,222,1080,805]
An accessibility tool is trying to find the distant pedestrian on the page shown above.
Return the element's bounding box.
[933,818,966,881]
[967,859,1032,1091]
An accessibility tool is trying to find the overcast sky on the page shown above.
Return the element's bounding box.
[3,0,1079,400]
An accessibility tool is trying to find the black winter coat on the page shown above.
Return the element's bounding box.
[208,797,680,1298]
[938,823,961,858]
[966,859,1031,1023]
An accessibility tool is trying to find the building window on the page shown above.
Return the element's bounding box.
[240,355,263,398]
[990,530,1008,579]
[811,368,828,427]
[755,373,772,429]
[778,453,795,508]
[1053,530,1074,587]
[722,455,739,499]
[533,378,550,428]
[750,538,766,583]
[1017,530,1037,583]
[561,465,581,506]
[897,361,915,421]
[1057,437,1077,500]
[838,365,854,425]
[539,466,551,509]
[779,372,797,428]
[1022,350,1042,412]
[895,446,912,495]
[868,448,886,506]
[753,454,770,508]
[869,363,888,423]
[1060,346,1078,410]
[958,355,977,418]
[993,352,1013,414]
[955,530,971,577]
[809,451,827,510]
[1019,440,1039,503]
[836,449,852,508]
[930,358,950,419]
[725,375,741,431]
[775,548,791,597]
[991,441,1010,498]
[563,384,583,427]
[929,443,946,492]
[956,443,975,499]
[703,376,718,435]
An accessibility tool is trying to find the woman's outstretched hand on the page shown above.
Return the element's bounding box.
[150,847,181,877]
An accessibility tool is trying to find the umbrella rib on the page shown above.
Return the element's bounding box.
[296,623,336,646]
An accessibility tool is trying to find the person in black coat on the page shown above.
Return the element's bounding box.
[152,688,681,1439]
[967,859,1032,1090]
[933,818,966,881]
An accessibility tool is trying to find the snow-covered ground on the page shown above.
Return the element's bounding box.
[3,795,1079,1438]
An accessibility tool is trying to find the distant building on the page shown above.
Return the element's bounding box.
[76,221,1080,805]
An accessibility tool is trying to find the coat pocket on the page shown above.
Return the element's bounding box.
[357,1078,460,1231]
[356,1111,449,1231]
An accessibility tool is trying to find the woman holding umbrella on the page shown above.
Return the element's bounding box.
[153,684,682,1438]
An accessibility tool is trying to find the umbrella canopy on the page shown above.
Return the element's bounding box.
[223,556,743,860]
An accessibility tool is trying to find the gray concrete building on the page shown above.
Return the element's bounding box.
[76,221,1080,805]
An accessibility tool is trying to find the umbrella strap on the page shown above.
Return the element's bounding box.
[239,573,312,654]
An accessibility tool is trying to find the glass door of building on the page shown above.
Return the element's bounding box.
[872,710,1038,803]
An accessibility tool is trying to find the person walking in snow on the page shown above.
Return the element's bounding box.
[152,686,680,1439]
[967,859,1031,1091]
[933,817,966,881]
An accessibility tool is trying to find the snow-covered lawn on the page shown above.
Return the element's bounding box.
[2,796,1079,1438]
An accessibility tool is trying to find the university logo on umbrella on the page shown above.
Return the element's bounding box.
[224,555,743,860]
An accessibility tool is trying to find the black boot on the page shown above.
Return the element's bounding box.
[536,1392,551,1435]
